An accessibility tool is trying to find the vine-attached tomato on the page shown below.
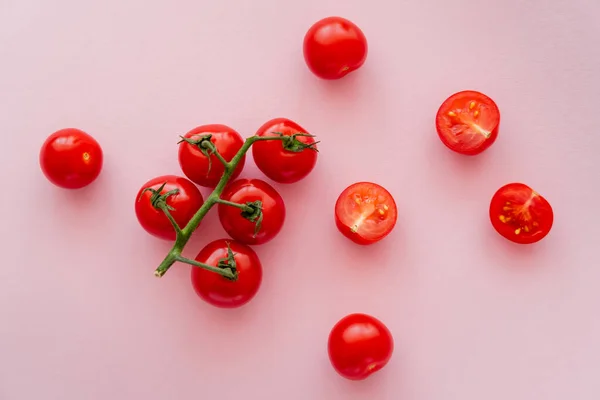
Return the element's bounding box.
[303,16,368,80]
[251,118,318,184]
[218,179,285,245]
[489,183,553,244]
[178,124,245,187]
[335,182,397,245]
[39,128,103,189]
[436,90,500,155]
[135,175,204,240]
[328,313,394,380]
[191,239,262,308]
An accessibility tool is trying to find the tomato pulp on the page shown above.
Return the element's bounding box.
[178,124,245,188]
[191,239,262,308]
[218,179,286,245]
[252,118,318,184]
[39,128,103,189]
[328,313,394,380]
[335,182,397,245]
[135,175,204,240]
[436,90,500,155]
[303,16,368,80]
[489,183,553,244]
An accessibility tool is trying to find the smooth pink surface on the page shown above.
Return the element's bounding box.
[1,1,599,399]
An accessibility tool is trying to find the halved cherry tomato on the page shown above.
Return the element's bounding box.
[178,124,245,187]
[218,179,285,245]
[436,90,500,155]
[335,182,397,245]
[251,118,318,184]
[303,16,368,80]
[489,183,553,244]
[135,175,204,240]
[39,128,103,189]
[328,313,394,380]
[190,239,262,308]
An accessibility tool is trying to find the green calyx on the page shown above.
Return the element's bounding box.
[217,242,238,281]
[271,132,320,153]
[140,182,179,211]
[240,200,264,237]
[178,134,218,174]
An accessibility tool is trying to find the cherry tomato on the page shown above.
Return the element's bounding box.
[436,90,500,155]
[190,239,262,308]
[335,182,397,245]
[135,175,204,240]
[39,128,103,189]
[489,183,553,244]
[178,124,245,187]
[328,313,394,380]
[303,16,368,80]
[251,118,318,184]
[218,179,285,245]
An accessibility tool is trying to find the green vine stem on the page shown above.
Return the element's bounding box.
[151,133,313,278]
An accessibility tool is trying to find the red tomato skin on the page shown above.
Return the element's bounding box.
[178,124,245,187]
[435,90,500,156]
[251,118,318,184]
[489,183,554,244]
[135,175,204,241]
[334,182,398,245]
[328,313,394,380]
[303,16,368,80]
[39,128,103,189]
[218,179,286,245]
[191,239,262,308]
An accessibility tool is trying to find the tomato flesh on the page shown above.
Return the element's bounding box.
[335,182,397,245]
[328,313,394,380]
[489,183,553,244]
[436,90,500,155]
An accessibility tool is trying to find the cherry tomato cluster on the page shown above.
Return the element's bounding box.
[39,15,554,382]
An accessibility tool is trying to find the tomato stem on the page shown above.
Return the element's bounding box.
[153,134,308,277]
[175,255,237,279]
[215,198,254,213]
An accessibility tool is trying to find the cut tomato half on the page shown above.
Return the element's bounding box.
[335,182,397,245]
[436,90,500,155]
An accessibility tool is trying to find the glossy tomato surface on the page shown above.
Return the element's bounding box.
[178,124,245,187]
[490,183,553,244]
[135,175,204,240]
[335,182,397,245]
[39,128,103,189]
[328,313,394,380]
[303,16,368,80]
[252,118,318,184]
[218,179,285,245]
[190,239,262,308]
[436,90,500,155]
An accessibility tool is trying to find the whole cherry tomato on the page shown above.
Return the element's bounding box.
[178,124,245,187]
[190,239,262,308]
[335,182,397,245]
[303,16,368,80]
[39,128,103,189]
[328,313,394,380]
[251,118,318,184]
[135,175,204,240]
[489,183,553,244]
[218,179,285,245]
[436,90,500,155]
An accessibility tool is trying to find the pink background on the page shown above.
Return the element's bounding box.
[1,0,599,399]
